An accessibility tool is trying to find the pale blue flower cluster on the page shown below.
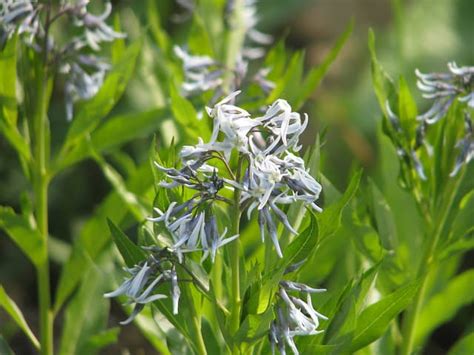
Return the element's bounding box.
[270,281,327,355]
[173,0,274,97]
[385,63,474,179]
[416,63,473,176]
[157,91,322,258]
[0,0,125,120]
[104,249,181,324]
[416,63,474,124]
[105,91,323,326]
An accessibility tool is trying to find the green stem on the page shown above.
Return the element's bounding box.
[400,170,465,355]
[229,156,243,352]
[34,4,53,350]
[192,315,207,355]
[222,0,246,93]
[33,73,53,355]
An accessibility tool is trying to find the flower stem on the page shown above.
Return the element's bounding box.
[229,156,243,351]
[222,0,246,93]
[400,170,465,355]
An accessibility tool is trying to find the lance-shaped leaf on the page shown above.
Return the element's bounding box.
[0,207,45,266]
[0,285,40,350]
[107,219,147,268]
[350,280,420,352]
[61,40,142,149]
[414,270,474,347]
[293,18,354,110]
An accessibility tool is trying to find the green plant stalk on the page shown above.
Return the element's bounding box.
[229,156,243,351]
[34,5,53,351]
[222,0,246,93]
[33,67,53,355]
[400,170,465,355]
[180,275,207,355]
[192,311,207,355]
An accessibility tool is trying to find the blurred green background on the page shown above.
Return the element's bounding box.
[1,0,473,353]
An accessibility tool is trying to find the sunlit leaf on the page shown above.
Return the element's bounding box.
[414,270,474,346]
[350,281,420,352]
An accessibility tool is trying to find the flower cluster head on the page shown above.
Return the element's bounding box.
[104,248,181,324]
[0,0,125,120]
[385,63,474,180]
[174,0,273,98]
[0,0,40,50]
[152,91,322,261]
[416,62,474,124]
[173,46,224,97]
[270,281,327,355]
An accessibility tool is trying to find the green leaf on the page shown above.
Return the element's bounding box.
[414,270,474,346]
[83,327,120,353]
[0,35,31,165]
[93,153,149,220]
[448,331,474,355]
[350,281,420,352]
[267,51,304,104]
[397,76,418,138]
[0,207,45,266]
[59,265,111,355]
[54,163,154,313]
[252,215,319,314]
[449,190,474,241]
[0,119,31,164]
[368,29,395,117]
[293,18,353,110]
[55,104,168,172]
[169,83,209,141]
[438,236,474,261]
[235,306,274,343]
[0,335,14,355]
[146,0,171,52]
[367,179,398,250]
[0,285,40,350]
[0,34,17,125]
[202,318,221,354]
[319,169,362,240]
[276,212,319,272]
[63,40,142,147]
[107,219,147,268]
